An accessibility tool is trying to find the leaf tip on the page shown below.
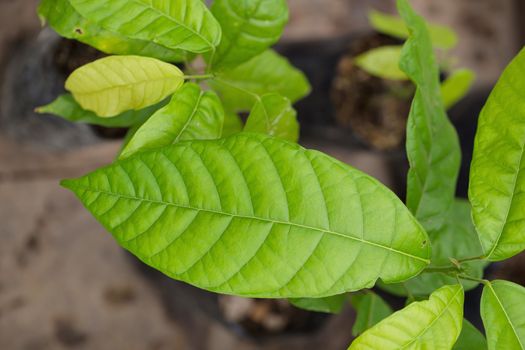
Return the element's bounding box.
[60,178,76,191]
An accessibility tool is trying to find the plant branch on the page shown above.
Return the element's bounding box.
[183,74,215,81]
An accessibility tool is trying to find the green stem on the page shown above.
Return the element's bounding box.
[457,274,489,285]
[457,255,486,264]
[183,74,215,81]
[422,265,461,274]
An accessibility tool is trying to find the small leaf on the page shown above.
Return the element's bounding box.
[68,0,221,53]
[244,94,299,142]
[38,0,188,62]
[441,69,476,109]
[481,280,525,349]
[36,94,167,128]
[368,9,458,50]
[222,110,244,137]
[120,83,224,159]
[350,292,393,336]
[210,0,288,70]
[210,50,311,112]
[65,55,184,117]
[454,319,487,350]
[349,284,464,349]
[289,294,347,314]
[469,47,525,261]
[62,133,430,298]
[354,46,408,81]
[399,0,461,233]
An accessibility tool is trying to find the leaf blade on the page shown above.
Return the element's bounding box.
[120,83,224,159]
[354,46,408,81]
[62,133,430,298]
[454,319,487,350]
[350,292,393,336]
[289,294,347,314]
[441,69,476,109]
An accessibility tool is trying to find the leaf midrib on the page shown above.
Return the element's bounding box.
[70,184,430,264]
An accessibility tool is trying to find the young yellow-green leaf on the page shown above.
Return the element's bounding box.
[68,0,221,54]
[210,50,311,112]
[454,319,487,350]
[381,199,486,296]
[469,48,525,261]
[355,46,408,81]
[222,110,244,137]
[398,0,461,233]
[62,133,430,298]
[441,69,476,109]
[36,94,167,128]
[120,83,224,159]
[481,280,525,350]
[244,94,299,142]
[210,0,288,70]
[65,55,184,117]
[369,9,458,50]
[349,284,464,349]
[289,294,347,314]
[38,0,188,62]
[350,292,393,337]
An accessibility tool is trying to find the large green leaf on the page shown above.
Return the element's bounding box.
[481,280,525,349]
[354,46,408,81]
[381,199,485,296]
[120,83,224,159]
[210,50,311,111]
[38,0,187,62]
[368,9,458,50]
[36,94,167,128]
[289,294,347,314]
[468,48,525,261]
[398,0,461,233]
[350,292,393,337]
[244,94,299,142]
[441,69,476,110]
[209,0,288,70]
[348,284,464,349]
[65,55,184,117]
[62,133,430,298]
[454,319,487,350]
[69,0,221,54]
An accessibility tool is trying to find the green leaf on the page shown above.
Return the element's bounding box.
[65,55,184,117]
[120,83,224,159]
[381,199,485,296]
[349,284,464,349]
[481,280,525,349]
[368,9,458,50]
[468,48,525,261]
[398,0,461,233]
[354,46,408,81]
[350,292,393,336]
[441,69,476,109]
[36,94,167,128]
[244,94,299,142]
[210,50,311,111]
[38,0,188,62]
[289,294,347,314]
[454,319,487,350]
[69,0,221,54]
[209,0,288,70]
[62,133,430,298]
[222,110,244,137]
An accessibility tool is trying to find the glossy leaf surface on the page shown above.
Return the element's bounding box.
[65,55,184,117]
[469,48,525,261]
[210,0,288,70]
[481,280,525,350]
[36,94,166,128]
[349,284,464,349]
[38,0,187,62]
[289,294,347,314]
[399,0,461,233]
[350,292,393,336]
[63,133,430,298]
[120,83,224,159]
[69,0,221,53]
[244,94,299,142]
[454,319,487,350]
[441,69,476,109]
[210,50,311,111]
[355,46,408,81]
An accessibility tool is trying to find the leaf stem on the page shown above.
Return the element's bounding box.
[422,265,461,274]
[457,274,489,285]
[457,255,486,264]
[183,74,215,81]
